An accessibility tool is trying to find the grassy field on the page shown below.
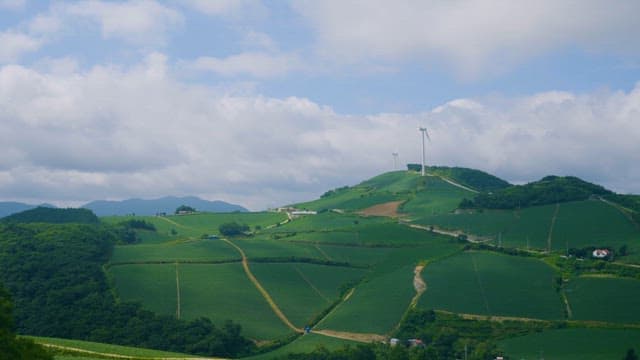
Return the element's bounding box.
[269,212,386,233]
[28,336,200,358]
[400,176,473,217]
[314,244,394,267]
[553,199,639,251]
[110,238,240,263]
[110,262,292,340]
[565,276,640,323]
[358,171,423,193]
[234,238,326,260]
[247,333,358,360]
[251,263,368,328]
[499,328,640,360]
[418,251,565,320]
[109,263,177,316]
[316,263,415,334]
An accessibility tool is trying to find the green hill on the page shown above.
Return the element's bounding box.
[2,207,99,224]
[1,168,640,359]
[461,175,613,209]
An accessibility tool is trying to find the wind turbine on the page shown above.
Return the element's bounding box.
[418,127,430,176]
[392,152,399,170]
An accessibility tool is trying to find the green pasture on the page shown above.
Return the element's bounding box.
[248,333,358,360]
[315,244,394,267]
[110,238,240,263]
[417,204,557,249]
[178,263,292,340]
[400,176,473,217]
[359,171,422,193]
[109,263,177,316]
[419,251,565,320]
[235,238,326,260]
[565,276,640,323]
[316,264,415,334]
[499,328,640,360]
[266,212,389,236]
[251,263,367,328]
[110,262,292,340]
[285,222,453,247]
[553,200,639,251]
[28,336,199,358]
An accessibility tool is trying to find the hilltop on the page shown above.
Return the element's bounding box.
[82,196,247,216]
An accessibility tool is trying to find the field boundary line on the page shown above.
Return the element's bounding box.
[175,262,181,319]
[313,288,355,328]
[156,216,192,230]
[38,343,222,360]
[561,290,572,319]
[107,259,242,268]
[293,265,331,303]
[470,253,491,315]
[547,203,560,252]
[314,244,332,261]
[220,238,303,333]
[598,197,640,229]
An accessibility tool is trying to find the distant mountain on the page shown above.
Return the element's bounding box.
[82,196,247,216]
[0,202,56,218]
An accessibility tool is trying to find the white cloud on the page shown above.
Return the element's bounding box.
[182,0,265,17]
[0,0,25,10]
[0,31,42,63]
[62,0,183,45]
[0,55,639,209]
[293,1,640,77]
[190,52,301,78]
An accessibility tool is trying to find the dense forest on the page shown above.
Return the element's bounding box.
[0,209,255,357]
[460,175,613,209]
[0,284,52,359]
[2,207,99,224]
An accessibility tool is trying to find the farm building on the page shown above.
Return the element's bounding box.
[592,249,610,258]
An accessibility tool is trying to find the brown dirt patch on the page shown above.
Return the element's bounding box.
[359,201,404,217]
[312,329,386,343]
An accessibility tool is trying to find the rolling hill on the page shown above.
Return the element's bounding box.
[1,166,640,359]
[82,196,247,216]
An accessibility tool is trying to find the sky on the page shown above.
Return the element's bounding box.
[1,0,640,210]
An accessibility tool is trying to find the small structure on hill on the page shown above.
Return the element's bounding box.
[592,249,610,258]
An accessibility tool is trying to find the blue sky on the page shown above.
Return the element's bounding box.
[1,0,639,209]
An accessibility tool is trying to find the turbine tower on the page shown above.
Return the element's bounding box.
[418,127,430,176]
[392,152,399,170]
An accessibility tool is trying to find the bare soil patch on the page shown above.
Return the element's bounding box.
[359,201,404,218]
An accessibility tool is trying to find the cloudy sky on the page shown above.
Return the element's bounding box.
[1,0,639,210]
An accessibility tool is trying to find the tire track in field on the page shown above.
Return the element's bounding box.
[470,253,491,315]
[293,265,331,303]
[156,216,192,230]
[547,203,560,252]
[175,262,181,319]
[220,238,303,333]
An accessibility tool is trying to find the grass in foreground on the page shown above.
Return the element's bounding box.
[499,328,640,360]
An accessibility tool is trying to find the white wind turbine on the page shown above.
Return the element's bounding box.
[392,152,399,170]
[418,127,430,176]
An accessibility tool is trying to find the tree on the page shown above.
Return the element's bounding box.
[218,222,250,236]
[175,205,196,214]
[625,348,638,360]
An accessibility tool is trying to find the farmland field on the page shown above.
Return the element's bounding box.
[235,238,326,260]
[499,328,640,360]
[416,204,557,249]
[553,200,639,250]
[109,264,177,316]
[565,276,640,323]
[28,336,199,358]
[251,263,367,328]
[110,263,292,340]
[401,176,473,217]
[110,238,240,263]
[418,251,565,319]
[316,264,415,334]
[247,333,358,360]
